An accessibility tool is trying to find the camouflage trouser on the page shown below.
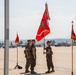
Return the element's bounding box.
[25,58,31,71]
[30,57,36,71]
[46,57,54,70]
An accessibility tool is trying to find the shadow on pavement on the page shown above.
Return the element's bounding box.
[20,72,47,75]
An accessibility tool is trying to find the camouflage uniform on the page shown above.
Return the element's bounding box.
[30,44,36,72]
[25,43,31,72]
[45,46,54,71]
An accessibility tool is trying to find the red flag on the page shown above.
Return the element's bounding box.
[15,34,19,44]
[71,21,76,41]
[36,3,50,41]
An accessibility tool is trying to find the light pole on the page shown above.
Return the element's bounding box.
[4,0,9,75]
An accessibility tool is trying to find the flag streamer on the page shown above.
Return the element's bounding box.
[15,34,19,44]
[36,3,50,42]
[71,21,76,41]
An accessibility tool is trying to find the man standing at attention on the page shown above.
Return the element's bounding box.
[24,40,31,73]
[30,39,37,74]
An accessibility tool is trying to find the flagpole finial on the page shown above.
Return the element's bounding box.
[72,20,74,24]
[45,2,47,4]
[45,2,48,7]
[17,32,18,34]
[45,2,50,20]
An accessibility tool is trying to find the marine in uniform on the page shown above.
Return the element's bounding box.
[30,39,37,74]
[44,41,55,73]
[24,40,31,73]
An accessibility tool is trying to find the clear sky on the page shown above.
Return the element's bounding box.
[0,0,76,41]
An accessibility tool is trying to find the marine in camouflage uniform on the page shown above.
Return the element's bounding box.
[24,40,31,73]
[30,40,37,74]
[44,41,55,73]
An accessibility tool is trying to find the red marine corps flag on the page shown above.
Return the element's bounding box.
[15,33,20,44]
[71,21,76,41]
[36,3,50,42]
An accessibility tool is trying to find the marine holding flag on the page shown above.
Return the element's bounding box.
[36,3,55,74]
[36,3,50,42]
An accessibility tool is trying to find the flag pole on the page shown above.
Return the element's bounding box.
[14,44,19,69]
[71,21,74,75]
[15,44,18,68]
[71,40,73,75]
[14,43,22,69]
[4,0,9,75]
[43,37,46,52]
[17,45,18,66]
[14,34,22,69]
[16,33,18,66]
[43,29,46,54]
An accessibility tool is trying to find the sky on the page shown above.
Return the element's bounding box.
[0,0,76,41]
